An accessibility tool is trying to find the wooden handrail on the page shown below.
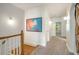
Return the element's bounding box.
[0,30,24,55]
[0,34,21,40]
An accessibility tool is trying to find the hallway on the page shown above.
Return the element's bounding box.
[0,3,76,55]
[31,36,71,55]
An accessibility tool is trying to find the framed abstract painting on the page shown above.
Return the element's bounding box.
[26,17,42,32]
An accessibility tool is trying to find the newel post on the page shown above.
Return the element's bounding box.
[21,30,24,55]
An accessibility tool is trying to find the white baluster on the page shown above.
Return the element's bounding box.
[4,39,7,55]
[7,38,10,55]
[9,38,11,55]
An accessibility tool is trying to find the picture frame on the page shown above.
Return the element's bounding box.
[26,17,42,32]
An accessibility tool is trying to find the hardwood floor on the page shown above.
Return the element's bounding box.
[31,36,70,55]
[11,44,37,55]
[23,44,37,55]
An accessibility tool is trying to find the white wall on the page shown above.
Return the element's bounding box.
[49,21,56,36]
[0,4,24,36]
[68,4,76,54]
[61,20,66,37]
[0,3,24,54]
[24,7,41,46]
[66,4,77,54]
[24,6,50,46]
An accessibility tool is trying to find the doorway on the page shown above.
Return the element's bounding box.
[56,22,62,37]
[50,18,66,39]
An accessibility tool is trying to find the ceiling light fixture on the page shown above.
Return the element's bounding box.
[8,17,15,26]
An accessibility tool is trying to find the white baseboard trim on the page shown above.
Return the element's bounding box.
[24,42,38,47]
[66,42,77,55]
[56,36,66,41]
[56,36,77,55]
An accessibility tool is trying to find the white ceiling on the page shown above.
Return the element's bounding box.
[12,3,71,17]
[45,3,71,17]
[12,3,44,10]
